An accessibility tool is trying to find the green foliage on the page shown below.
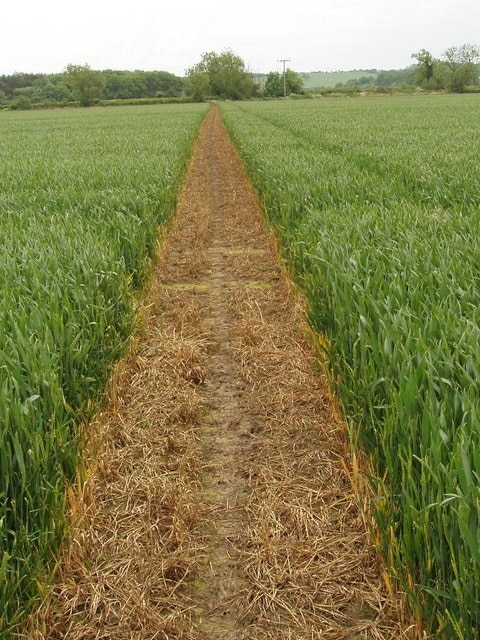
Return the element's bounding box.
[443,44,480,92]
[0,69,186,107]
[102,96,193,107]
[0,72,43,99]
[375,68,414,88]
[411,49,437,85]
[264,71,283,97]
[0,103,208,633]
[101,69,184,100]
[32,77,73,104]
[286,69,303,94]
[9,96,32,110]
[185,66,210,102]
[264,69,304,97]
[185,49,256,101]
[64,63,107,106]
[220,95,480,639]
[412,44,480,92]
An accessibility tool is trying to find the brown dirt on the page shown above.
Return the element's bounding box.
[23,106,419,639]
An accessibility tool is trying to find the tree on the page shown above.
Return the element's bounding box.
[412,49,435,83]
[144,71,184,97]
[264,69,304,97]
[264,71,283,97]
[443,44,480,92]
[284,69,304,94]
[32,76,73,103]
[185,66,210,102]
[0,72,43,99]
[412,44,480,92]
[64,64,106,106]
[9,95,32,110]
[411,49,445,89]
[185,50,256,101]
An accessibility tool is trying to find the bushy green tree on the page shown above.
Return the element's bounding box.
[285,68,304,94]
[32,77,72,103]
[264,69,304,97]
[443,44,480,92]
[9,95,32,110]
[185,66,210,102]
[64,64,106,106]
[185,50,256,101]
[145,71,184,97]
[0,72,42,99]
[412,49,435,85]
[264,71,283,97]
[412,44,480,92]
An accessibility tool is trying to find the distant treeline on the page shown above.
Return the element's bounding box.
[2,54,480,110]
[0,69,185,108]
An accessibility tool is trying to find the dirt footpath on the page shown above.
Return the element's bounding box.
[26,107,417,639]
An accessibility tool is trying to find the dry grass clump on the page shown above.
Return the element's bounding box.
[158,329,211,386]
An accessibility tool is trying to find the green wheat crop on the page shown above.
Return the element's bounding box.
[0,103,208,634]
[221,94,480,639]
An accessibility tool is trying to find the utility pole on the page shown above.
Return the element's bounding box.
[278,58,290,98]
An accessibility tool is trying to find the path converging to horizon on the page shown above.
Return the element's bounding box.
[27,106,415,640]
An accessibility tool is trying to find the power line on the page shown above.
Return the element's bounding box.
[278,58,291,98]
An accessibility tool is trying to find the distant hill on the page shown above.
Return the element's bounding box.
[299,70,378,89]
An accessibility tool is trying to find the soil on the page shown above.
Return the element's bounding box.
[24,107,417,639]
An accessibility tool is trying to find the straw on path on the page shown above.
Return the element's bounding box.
[24,106,418,639]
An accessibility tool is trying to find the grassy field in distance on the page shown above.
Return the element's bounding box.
[253,69,380,91]
[299,69,379,88]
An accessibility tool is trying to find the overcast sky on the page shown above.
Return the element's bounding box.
[2,0,479,76]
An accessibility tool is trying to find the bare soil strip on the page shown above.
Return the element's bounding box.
[25,107,417,639]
